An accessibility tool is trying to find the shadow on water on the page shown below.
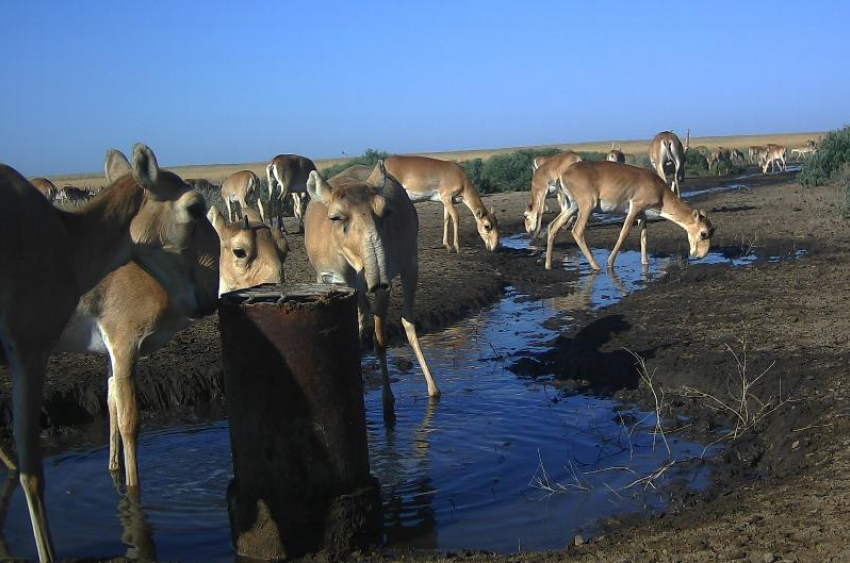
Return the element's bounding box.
[0,244,807,560]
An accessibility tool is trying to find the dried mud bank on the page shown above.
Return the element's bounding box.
[9,169,850,563]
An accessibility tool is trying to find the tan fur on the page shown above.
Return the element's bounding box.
[304,162,439,419]
[606,149,626,163]
[543,161,714,271]
[524,151,583,241]
[649,130,689,196]
[209,207,288,296]
[221,169,263,223]
[266,154,317,232]
[0,144,215,562]
[385,155,499,252]
[29,178,57,201]
[762,144,787,173]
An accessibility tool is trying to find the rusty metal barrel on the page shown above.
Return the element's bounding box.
[219,283,382,560]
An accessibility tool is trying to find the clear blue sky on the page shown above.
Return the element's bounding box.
[1,1,847,176]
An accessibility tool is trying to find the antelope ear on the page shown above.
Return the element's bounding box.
[132,143,161,191]
[105,149,131,184]
[207,206,226,237]
[372,194,389,217]
[306,170,333,204]
[366,160,388,190]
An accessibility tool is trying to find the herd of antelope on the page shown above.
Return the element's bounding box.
[0,129,810,561]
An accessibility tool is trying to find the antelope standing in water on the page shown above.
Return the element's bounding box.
[304,162,440,420]
[0,144,216,562]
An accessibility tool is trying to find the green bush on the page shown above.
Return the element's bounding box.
[685,151,709,176]
[576,151,607,162]
[320,148,392,179]
[800,125,850,187]
[466,148,562,194]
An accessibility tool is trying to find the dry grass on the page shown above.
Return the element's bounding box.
[47,132,823,190]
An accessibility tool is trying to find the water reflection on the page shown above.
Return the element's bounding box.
[117,488,157,561]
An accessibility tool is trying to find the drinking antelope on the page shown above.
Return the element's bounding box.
[385,155,499,252]
[266,154,318,233]
[542,160,714,271]
[524,151,583,242]
[649,130,690,196]
[0,144,215,562]
[221,169,264,223]
[761,145,787,173]
[304,162,440,418]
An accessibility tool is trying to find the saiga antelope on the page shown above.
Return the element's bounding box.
[748,146,768,165]
[0,144,215,562]
[221,169,265,223]
[524,151,583,242]
[761,144,787,173]
[49,207,287,494]
[649,130,690,196]
[28,178,57,202]
[56,185,92,205]
[304,162,440,419]
[542,160,714,271]
[385,155,499,252]
[607,143,626,164]
[266,154,318,233]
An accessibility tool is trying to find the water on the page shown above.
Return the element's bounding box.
[3,247,796,561]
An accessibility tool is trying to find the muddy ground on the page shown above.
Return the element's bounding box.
[3,167,850,563]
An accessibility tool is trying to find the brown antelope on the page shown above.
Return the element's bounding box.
[49,207,287,496]
[649,130,690,196]
[221,169,264,223]
[0,144,214,562]
[266,154,318,233]
[304,162,440,418]
[748,146,768,165]
[524,151,583,241]
[29,178,57,201]
[607,143,626,164]
[761,144,787,173]
[184,178,217,192]
[542,160,714,271]
[385,155,499,252]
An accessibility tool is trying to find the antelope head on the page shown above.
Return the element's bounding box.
[686,209,714,259]
[474,206,499,251]
[307,162,393,294]
[208,207,288,296]
[105,144,220,318]
[524,175,554,239]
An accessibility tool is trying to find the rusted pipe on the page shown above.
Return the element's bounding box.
[219,283,382,560]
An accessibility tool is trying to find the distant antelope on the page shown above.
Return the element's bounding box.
[266,154,318,233]
[29,178,57,201]
[749,146,768,165]
[57,185,92,204]
[221,170,264,223]
[524,151,583,242]
[607,148,626,164]
[385,155,499,252]
[761,144,787,173]
[649,129,690,196]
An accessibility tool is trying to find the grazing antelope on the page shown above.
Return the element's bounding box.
[266,154,318,233]
[51,207,286,495]
[29,178,57,201]
[649,130,690,196]
[221,169,265,223]
[761,144,787,173]
[524,151,583,241]
[385,155,499,252]
[0,144,214,562]
[304,162,440,418]
[542,161,714,271]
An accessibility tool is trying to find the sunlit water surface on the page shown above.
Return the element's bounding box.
[2,245,803,561]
